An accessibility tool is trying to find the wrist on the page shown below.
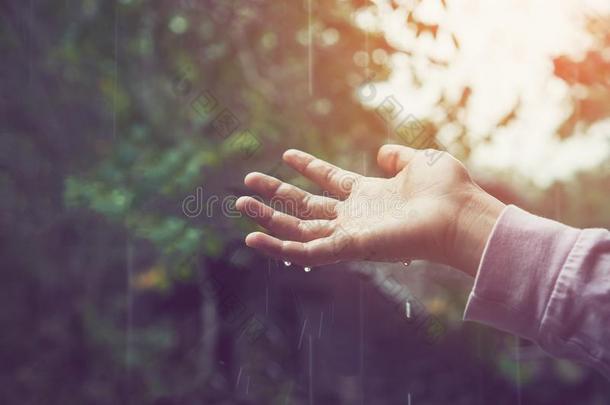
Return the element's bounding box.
[447,188,506,277]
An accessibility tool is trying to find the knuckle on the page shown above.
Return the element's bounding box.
[296,220,308,239]
[300,192,312,208]
[324,167,336,184]
[302,158,315,173]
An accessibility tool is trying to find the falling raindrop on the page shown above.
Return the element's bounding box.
[284,261,292,267]
[402,260,412,267]
[304,266,312,272]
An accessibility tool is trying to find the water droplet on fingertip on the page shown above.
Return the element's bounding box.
[304,266,312,272]
[402,260,412,267]
[283,261,292,267]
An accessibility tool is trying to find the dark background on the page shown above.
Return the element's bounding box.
[1,0,609,404]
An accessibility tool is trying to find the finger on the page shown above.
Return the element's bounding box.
[236,196,333,242]
[282,149,360,199]
[244,172,338,219]
[245,231,351,267]
[377,144,417,176]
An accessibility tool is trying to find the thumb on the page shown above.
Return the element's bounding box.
[377,144,416,176]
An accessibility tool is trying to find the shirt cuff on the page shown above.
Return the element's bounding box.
[463,205,580,343]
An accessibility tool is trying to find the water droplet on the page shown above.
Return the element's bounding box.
[283,261,292,267]
[304,266,312,272]
[402,260,412,267]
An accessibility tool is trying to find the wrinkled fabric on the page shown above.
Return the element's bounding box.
[464,205,610,379]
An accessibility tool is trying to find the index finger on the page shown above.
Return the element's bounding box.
[282,149,361,199]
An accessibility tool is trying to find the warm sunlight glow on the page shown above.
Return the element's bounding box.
[371,0,610,187]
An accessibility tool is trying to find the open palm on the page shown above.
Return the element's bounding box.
[236,145,502,273]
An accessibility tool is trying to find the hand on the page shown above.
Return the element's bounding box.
[236,145,505,276]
